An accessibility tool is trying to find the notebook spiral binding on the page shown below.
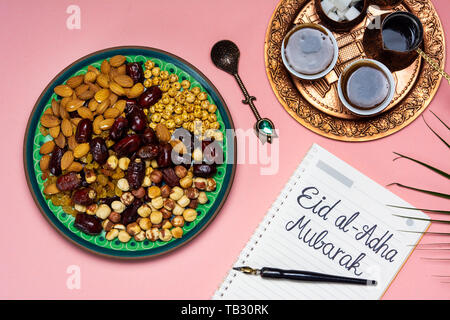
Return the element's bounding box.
[214,144,319,298]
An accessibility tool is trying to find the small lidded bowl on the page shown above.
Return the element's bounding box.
[281,23,339,80]
[315,0,369,32]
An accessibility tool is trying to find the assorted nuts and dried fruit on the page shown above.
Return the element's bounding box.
[39,55,224,244]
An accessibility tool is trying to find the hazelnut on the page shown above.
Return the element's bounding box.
[160,208,172,219]
[102,219,114,232]
[179,176,193,189]
[137,204,151,218]
[192,148,203,162]
[173,204,184,216]
[121,192,134,206]
[126,222,141,236]
[159,229,173,242]
[150,211,163,225]
[163,198,175,211]
[138,217,152,231]
[142,176,151,187]
[185,187,199,199]
[171,227,183,239]
[150,170,163,184]
[198,191,208,204]
[134,231,146,242]
[160,185,171,198]
[146,228,160,242]
[174,165,188,178]
[106,155,118,170]
[148,186,161,199]
[132,187,146,199]
[188,199,198,209]
[169,186,184,201]
[85,169,97,184]
[108,211,121,223]
[74,203,87,213]
[151,196,164,209]
[172,216,185,228]
[96,204,111,220]
[117,178,130,191]
[162,219,173,229]
[118,157,130,170]
[86,204,98,215]
[105,229,119,240]
[118,230,131,243]
[206,178,216,191]
[177,195,190,208]
[193,177,207,190]
[183,208,197,222]
[111,200,125,213]
[113,223,126,231]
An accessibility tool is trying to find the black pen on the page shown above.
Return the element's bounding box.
[233,266,377,286]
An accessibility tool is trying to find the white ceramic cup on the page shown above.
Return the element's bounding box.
[337,59,395,117]
[281,23,339,80]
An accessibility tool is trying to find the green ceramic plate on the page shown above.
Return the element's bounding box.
[24,46,236,259]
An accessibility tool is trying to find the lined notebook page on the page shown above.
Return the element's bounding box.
[213,144,429,300]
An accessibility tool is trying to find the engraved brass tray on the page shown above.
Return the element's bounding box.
[265,0,445,141]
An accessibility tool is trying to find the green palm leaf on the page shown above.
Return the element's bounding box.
[430,110,450,131]
[393,214,450,224]
[388,183,450,200]
[393,152,450,179]
[423,115,449,148]
[387,205,450,215]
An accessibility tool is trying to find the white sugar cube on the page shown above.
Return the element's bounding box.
[334,0,352,11]
[321,0,335,14]
[337,9,347,19]
[344,6,360,21]
[327,11,341,21]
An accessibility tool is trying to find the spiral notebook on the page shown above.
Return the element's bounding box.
[213,144,429,300]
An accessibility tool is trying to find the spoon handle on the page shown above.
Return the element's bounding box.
[233,73,262,121]
[416,48,450,85]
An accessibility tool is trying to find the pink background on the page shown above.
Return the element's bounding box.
[1,0,449,299]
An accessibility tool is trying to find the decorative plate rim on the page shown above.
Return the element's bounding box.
[264,0,445,142]
[23,45,237,259]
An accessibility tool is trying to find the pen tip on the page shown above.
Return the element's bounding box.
[232,267,240,271]
[368,280,377,286]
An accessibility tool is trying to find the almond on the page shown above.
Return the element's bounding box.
[54,85,73,97]
[40,114,60,128]
[77,107,94,120]
[39,155,51,171]
[77,89,95,100]
[43,108,53,115]
[68,135,78,151]
[44,183,60,195]
[103,108,121,119]
[155,123,171,143]
[67,161,83,172]
[88,82,101,93]
[70,117,82,127]
[74,143,90,158]
[109,92,118,106]
[88,99,99,112]
[61,119,73,137]
[97,74,110,88]
[84,71,97,83]
[117,65,126,75]
[75,84,89,96]
[88,65,100,75]
[96,100,110,115]
[66,75,84,88]
[109,55,126,67]
[59,103,70,119]
[114,74,134,88]
[51,99,60,117]
[99,118,115,130]
[61,150,74,170]
[49,126,60,139]
[94,88,110,103]
[109,82,126,96]
[55,133,66,148]
[93,115,104,135]
[65,99,84,112]
[127,83,144,99]
[113,99,126,113]
[40,140,55,154]
[101,60,111,74]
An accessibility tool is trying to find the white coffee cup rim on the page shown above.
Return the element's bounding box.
[337,59,395,117]
[281,24,339,80]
